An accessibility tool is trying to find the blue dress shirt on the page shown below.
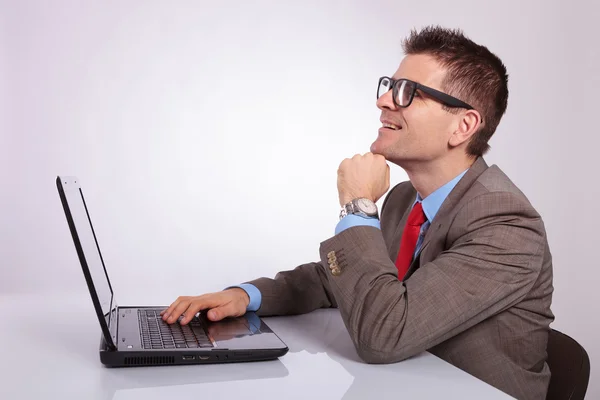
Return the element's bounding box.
[233,169,468,312]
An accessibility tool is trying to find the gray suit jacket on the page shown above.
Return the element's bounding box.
[248,157,554,400]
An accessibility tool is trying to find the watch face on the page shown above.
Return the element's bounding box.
[356,198,377,214]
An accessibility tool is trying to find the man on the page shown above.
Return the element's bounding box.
[161,26,554,400]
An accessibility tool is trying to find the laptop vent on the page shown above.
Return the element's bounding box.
[124,356,175,366]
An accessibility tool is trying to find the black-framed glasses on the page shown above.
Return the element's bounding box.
[377,76,475,110]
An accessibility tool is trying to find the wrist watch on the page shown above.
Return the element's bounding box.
[339,198,379,220]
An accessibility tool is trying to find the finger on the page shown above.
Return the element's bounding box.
[207,302,238,322]
[374,153,385,163]
[339,158,350,171]
[166,299,194,324]
[160,307,171,316]
[180,295,222,325]
[161,297,185,320]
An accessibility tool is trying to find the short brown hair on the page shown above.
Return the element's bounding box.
[402,25,509,156]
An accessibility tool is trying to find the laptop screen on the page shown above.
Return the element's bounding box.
[57,176,117,344]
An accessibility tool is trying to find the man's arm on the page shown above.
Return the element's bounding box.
[318,191,546,363]
[240,184,405,317]
[245,261,338,316]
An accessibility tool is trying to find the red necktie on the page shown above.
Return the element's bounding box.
[395,202,427,279]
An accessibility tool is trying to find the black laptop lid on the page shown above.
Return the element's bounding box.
[56,176,118,350]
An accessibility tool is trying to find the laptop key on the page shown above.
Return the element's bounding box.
[175,344,187,348]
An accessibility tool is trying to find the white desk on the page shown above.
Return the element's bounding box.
[0,293,513,399]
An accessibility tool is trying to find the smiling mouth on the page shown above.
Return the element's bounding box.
[382,122,402,130]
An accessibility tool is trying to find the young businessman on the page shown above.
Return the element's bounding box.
[161,26,554,400]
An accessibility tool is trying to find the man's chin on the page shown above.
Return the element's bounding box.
[370,141,389,158]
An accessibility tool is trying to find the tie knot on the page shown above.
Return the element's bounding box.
[407,202,427,226]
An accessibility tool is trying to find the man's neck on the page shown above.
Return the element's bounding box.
[404,156,476,199]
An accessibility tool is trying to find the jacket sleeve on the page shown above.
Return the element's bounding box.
[245,261,338,316]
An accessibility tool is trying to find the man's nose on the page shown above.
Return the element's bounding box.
[376,89,397,111]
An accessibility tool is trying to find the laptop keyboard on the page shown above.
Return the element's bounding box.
[138,309,214,350]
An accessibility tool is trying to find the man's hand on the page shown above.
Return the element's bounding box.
[160,288,250,325]
[337,152,390,206]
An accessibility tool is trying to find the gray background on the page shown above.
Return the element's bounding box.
[2,0,598,397]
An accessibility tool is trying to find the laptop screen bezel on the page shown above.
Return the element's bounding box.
[56,176,118,351]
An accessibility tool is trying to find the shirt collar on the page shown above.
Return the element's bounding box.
[415,169,469,223]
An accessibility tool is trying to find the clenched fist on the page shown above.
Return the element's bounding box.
[337,152,390,206]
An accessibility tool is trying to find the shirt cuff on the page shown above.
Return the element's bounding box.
[226,283,262,312]
[335,214,381,235]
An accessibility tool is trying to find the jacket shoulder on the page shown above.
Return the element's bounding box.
[474,165,536,209]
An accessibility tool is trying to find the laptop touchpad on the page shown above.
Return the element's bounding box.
[207,317,255,341]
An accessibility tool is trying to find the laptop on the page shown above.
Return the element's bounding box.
[56,176,288,367]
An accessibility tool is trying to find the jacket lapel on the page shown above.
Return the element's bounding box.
[417,157,489,265]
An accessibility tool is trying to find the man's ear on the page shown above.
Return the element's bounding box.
[449,110,483,148]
